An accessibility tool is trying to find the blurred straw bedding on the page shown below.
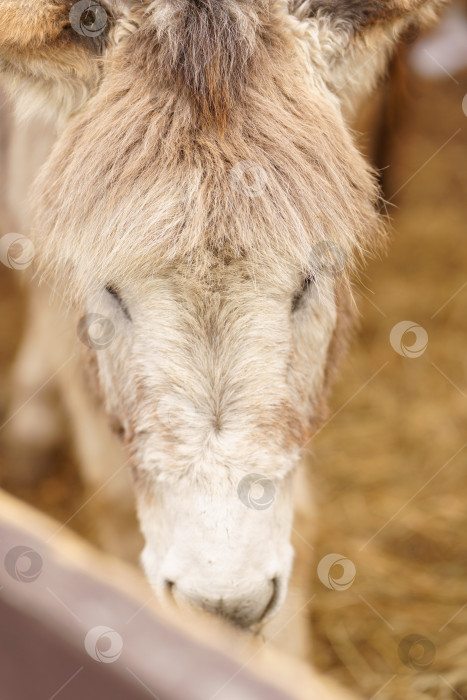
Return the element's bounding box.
[0,28,466,700]
[310,56,467,698]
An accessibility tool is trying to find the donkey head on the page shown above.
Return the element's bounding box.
[0,0,444,627]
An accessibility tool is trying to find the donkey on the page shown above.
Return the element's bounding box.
[0,0,445,643]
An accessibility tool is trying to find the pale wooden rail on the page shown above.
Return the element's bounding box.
[0,490,359,700]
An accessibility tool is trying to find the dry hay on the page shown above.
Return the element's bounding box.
[310,66,467,699]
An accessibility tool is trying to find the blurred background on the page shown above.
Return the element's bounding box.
[0,4,466,699]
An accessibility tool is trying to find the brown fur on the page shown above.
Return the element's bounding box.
[292,0,446,29]
[0,0,121,120]
[32,3,383,301]
[133,0,266,131]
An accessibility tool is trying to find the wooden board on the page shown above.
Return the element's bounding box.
[0,490,359,700]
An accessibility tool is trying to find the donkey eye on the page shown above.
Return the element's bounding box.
[291,275,315,313]
[105,284,132,321]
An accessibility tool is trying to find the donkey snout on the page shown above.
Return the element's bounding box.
[165,575,279,628]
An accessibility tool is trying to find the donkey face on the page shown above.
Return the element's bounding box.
[0,0,444,627]
[82,260,341,625]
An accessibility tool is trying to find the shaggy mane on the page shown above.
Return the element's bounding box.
[137,0,263,131]
[31,0,384,303]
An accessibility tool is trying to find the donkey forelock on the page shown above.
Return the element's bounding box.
[32,0,383,304]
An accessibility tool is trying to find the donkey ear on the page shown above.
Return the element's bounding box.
[293,0,447,111]
[0,0,126,121]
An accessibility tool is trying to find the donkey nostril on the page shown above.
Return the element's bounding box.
[167,576,281,628]
[164,579,175,595]
[259,576,280,622]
